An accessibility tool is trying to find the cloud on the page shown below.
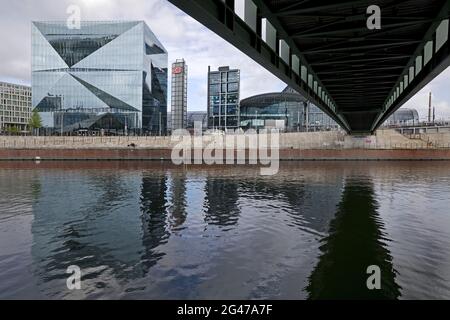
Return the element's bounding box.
[0,0,448,117]
[402,68,450,121]
[0,0,284,111]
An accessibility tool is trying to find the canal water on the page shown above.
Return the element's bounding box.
[0,161,449,300]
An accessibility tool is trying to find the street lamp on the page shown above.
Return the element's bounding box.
[159,111,162,136]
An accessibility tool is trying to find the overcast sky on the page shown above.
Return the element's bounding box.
[0,0,449,120]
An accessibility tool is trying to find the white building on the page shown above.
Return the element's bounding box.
[0,81,32,132]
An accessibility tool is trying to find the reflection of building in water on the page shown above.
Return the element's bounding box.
[30,172,149,297]
[203,177,240,228]
[31,170,188,296]
[0,170,40,299]
[201,170,343,234]
[140,173,170,272]
[237,175,342,234]
[0,170,40,205]
[306,178,401,299]
[168,172,187,230]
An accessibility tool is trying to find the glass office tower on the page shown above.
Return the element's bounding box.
[32,21,168,134]
[207,66,240,130]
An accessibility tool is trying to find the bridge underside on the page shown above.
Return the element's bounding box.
[168,0,450,134]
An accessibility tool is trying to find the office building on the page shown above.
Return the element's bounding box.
[240,86,339,131]
[207,66,240,130]
[171,59,188,130]
[0,82,32,132]
[167,111,208,132]
[384,108,420,126]
[32,21,168,134]
[187,111,208,129]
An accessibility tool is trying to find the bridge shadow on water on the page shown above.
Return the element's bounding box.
[306,177,402,300]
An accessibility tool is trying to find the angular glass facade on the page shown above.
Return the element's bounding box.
[32,21,168,134]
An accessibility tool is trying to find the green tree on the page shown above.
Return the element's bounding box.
[28,109,42,136]
[6,126,20,135]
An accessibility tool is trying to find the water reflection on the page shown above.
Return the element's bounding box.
[306,177,401,299]
[237,175,342,235]
[203,177,240,228]
[140,173,170,272]
[168,172,187,231]
[1,162,449,299]
[30,171,145,297]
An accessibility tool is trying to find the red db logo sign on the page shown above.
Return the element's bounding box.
[173,67,183,74]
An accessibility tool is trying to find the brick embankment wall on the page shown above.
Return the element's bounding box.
[1,148,450,161]
[278,149,450,160]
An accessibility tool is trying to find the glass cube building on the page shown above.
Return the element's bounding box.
[32,21,168,134]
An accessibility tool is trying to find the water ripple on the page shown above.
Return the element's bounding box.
[0,162,449,299]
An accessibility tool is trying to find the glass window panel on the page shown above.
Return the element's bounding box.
[210,84,220,94]
[227,94,238,104]
[227,82,239,92]
[436,19,449,52]
[409,66,414,83]
[262,18,276,50]
[424,40,433,65]
[226,104,238,115]
[235,0,257,32]
[228,71,239,82]
[301,66,307,82]
[210,73,220,84]
[415,56,423,75]
[292,55,300,75]
[279,39,290,64]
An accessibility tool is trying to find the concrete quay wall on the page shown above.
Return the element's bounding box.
[2,148,450,161]
[1,130,450,160]
[0,129,446,150]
